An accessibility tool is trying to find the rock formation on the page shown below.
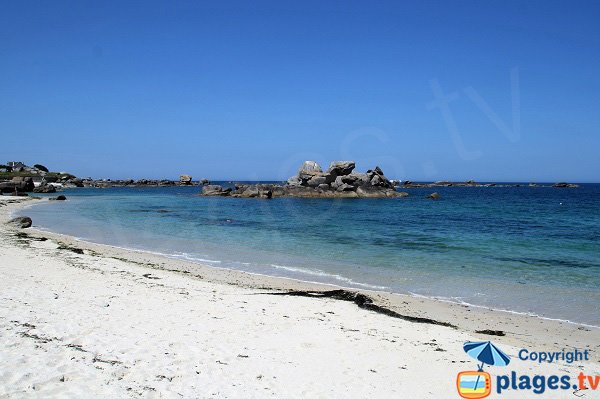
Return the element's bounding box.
[201,161,407,198]
[553,182,579,188]
[179,175,193,185]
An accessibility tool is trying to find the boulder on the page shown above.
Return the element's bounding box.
[179,175,193,185]
[336,183,355,192]
[201,185,231,196]
[11,177,34,192]
[33,184,57,193]
[240,186,260,198]
[6,216,32,228]
[307,175,327,187]
[331,176,344,190]
[232,185,273,199]
[49,195,67,201]
[200,178,210,185]
[0,181,16,194]
[69,178,84,187]
[287,176,302,186]
[298,161,322,179]
[365,167,395,189]
[327,161,355,176]
[428,192,440,200]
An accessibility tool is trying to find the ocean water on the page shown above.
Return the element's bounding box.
[19,184,600,326]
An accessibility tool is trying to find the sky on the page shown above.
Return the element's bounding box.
[1,1,599,182]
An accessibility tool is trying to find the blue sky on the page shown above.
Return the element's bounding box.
[1,1,598,181]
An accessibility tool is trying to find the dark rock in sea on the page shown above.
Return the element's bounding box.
[432,181,453,187]
[428,192,440,200]
[202,185,232,196]
[49,195,67,201]
[7,216,32,228]
[553,182,579,188]
[200,178,210,185]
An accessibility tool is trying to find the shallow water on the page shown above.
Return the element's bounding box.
[20,184,600,325]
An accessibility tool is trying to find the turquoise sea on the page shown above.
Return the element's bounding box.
[19,184,600,326]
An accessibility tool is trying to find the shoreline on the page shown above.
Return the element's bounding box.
[12,195,600,330]
[23,222,600,331]
[2,195,599,397]
[5,196,600,347]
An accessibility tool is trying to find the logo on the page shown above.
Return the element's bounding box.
[457,371,492,398]
[456,341,510,399]
[455,341,598,396]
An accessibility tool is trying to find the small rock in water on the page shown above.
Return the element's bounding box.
[49,195,67,201]
[428,192,440,200]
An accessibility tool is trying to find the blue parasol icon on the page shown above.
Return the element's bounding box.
[463,341,510,392]
[463,341,511,370]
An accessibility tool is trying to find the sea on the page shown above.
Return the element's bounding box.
[18,183,600,326]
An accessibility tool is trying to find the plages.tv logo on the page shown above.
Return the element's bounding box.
[456,341,511,398]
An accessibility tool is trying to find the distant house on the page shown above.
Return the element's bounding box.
[7,161,26,169]
[7,161,27,172]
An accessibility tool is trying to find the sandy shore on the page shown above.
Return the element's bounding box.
[1,196,598,398]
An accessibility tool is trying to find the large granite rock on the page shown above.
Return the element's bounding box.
[179,175,193,185]
[327,161,355,177]
[298,161,323,180]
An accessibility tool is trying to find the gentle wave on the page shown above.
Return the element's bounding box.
[269,264,389,290]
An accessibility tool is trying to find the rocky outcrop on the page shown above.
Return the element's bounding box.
[553,182,579,188]
[49,195,67,201]
[6,216,32,228]
[0,177,35,194]
[200,161,407,199]
[428,192,440,200]
[81,177,205,188]
[179,175,193,185]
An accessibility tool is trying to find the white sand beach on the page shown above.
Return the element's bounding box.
[1,196,599,398]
